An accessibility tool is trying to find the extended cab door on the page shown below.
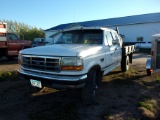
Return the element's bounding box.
[104,31,117,68]
[7,33,22,56]
[110,31,122,63]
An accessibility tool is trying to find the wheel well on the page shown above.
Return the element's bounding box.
[89,65,103,85]
[0,48,7,56]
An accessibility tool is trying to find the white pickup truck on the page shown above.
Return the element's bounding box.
[18,27,135,104]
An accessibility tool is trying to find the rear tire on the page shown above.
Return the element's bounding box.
[81,68,97,105]
[147,69,151,76]
[121,55,129,72]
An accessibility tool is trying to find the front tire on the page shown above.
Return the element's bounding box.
[81,69,97,105]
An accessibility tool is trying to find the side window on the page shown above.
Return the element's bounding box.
[111,31,120,45]
[105,31,113,46]
[7,33,19,40]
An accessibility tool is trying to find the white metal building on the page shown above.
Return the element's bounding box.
[45,12,160,45]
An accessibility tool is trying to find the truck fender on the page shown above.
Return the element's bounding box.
[146,58,151,69]
[87,64,103,86]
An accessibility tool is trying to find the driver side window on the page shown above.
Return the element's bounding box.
[105,31,113,46]
[111,31,120,45]
[7,33,19,40]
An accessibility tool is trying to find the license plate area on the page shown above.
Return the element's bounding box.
[30,79,42,88]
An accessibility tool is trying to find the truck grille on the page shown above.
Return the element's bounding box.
[22,55,61,72]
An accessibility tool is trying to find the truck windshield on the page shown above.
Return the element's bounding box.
[55,30,103,44]
[7,33,19,40]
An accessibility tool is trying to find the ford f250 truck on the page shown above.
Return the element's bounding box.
[0,22,31,60]
[18,26,135,104]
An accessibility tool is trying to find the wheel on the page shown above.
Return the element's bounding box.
[147,69,151,76]
[81,68,98,105]
[6,56,15,60]
[121,55,129,72]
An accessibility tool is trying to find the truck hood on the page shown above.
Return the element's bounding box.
[20,44,102,57]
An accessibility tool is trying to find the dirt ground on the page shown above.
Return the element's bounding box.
[0,54,160,120]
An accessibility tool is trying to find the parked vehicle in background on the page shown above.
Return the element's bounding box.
[146,34,160,76]
[0,22,31,60]
[18,26,135,104]
[32,38,48,47]
[135,42,151,50]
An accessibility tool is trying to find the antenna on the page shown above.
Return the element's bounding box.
[74,10,75,23]
[115,27,119,34]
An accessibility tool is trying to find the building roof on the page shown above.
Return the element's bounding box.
[45,12,160,31]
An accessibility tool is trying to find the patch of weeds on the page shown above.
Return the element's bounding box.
[138,99,159,113]
[121,68,138,78]
[138,102,154,112]
[138,99,160,119]
[155,77,160,83]
[129,68,136,73]
[0,71,18,82]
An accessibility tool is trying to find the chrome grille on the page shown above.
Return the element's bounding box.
[22,55,61,72]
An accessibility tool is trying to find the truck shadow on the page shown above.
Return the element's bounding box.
[26,68,160,119]
[25,72,154,120]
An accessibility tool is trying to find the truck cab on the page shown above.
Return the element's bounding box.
[0,22,31,60]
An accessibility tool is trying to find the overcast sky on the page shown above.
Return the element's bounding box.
[1,0,160,29]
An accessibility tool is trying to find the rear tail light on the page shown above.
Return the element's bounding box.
[150,69,153,72]
[151,51,154,56]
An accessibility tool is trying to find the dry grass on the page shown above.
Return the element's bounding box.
[0,71,18,82]
[138,99,160,119]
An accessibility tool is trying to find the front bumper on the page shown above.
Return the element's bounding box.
[18,68,87,89]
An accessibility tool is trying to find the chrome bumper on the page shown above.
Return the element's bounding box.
[18,68,87,89]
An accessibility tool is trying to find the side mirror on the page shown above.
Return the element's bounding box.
[112,39,119,45]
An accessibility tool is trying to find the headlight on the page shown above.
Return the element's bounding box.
[18,54,23,65]
[61,57,83,71]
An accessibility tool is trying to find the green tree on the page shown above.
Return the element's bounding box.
[0,20,45,41]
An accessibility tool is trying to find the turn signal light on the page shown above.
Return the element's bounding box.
[61,66,83,71]
[18,60,23,65]
[150,69,153,72]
